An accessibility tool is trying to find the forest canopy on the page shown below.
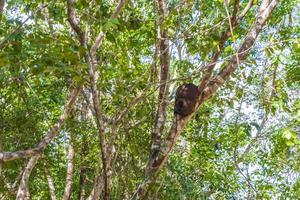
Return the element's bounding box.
[0,0,299,199]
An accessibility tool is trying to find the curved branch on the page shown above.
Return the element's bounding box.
[16,155,40,200]
[67,0,86,46]
[239,0,254,19]
[0,87,81,162]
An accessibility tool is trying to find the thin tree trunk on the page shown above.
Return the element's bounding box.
[16,155,40,200]
[78,139,88,200]
[63,144,75,200]
[78,166,87,200]
[86,172,103,200]
[45,169,57,200]
[147,0,170,177]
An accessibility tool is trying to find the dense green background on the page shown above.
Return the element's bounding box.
[0,0,299,199]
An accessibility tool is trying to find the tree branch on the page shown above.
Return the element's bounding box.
[0,4,47,50]
[111,0,127,18]
[66,0,110,197]
[198,0,242,93]
[91,0,127,61]
[202,0,279,100]
[149,0,170,174]
[139,0,279,194]
[45,168,57,200]
[63,143,75,200]
[16,155,40,200]
[0,87,81,162]
[232,0,240,23]
[239,0,254,19]
[67,0,86,46]
[86,1,127,199]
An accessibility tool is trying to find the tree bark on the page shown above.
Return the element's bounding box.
[78,166,87,200]
[147,0,170,176]
[16,155,40,200]
[63,144,75,200]
[67,0,85,46]
[67,0,127,197]
[86,172,103,200]
[78,137,88,200]
[45,169,57,200]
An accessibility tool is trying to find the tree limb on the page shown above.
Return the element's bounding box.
[45,168,57,200]
[198,0,242,93]
[0,4,47,50]
[63,143,75,200]
[239,0,254,19]
[0,87,81,162]
[81,1,127,199]
[202,0,279,100]
[16,155,40,200]
[149,0,170,173]
[140,0,279,195]
[66,0,110,197]
[67,0,86,46]
[111,0,128,19]
[91,0,127,61]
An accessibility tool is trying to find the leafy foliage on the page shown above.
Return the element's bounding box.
[0,0,299,199]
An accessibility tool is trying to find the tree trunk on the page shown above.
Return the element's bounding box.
[63,144,75,200]
[45,169,57,200]
[16,155,40,200]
